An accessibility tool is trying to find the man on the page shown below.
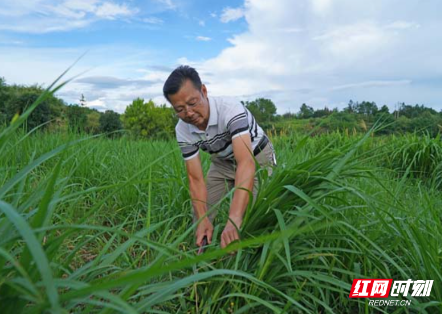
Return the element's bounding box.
[163,65,276,249]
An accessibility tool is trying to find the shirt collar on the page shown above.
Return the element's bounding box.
[207,97,218,126]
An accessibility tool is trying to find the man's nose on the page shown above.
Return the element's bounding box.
[185,108,194,118]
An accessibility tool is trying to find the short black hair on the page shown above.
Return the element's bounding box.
[163,65,202,102]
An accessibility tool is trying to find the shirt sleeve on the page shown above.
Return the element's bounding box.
[225,104,250,139]
[176,126,199,161]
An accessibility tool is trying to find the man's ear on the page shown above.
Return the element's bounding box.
[201,84,208,98]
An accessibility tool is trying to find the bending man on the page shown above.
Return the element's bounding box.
[163,65,276,249]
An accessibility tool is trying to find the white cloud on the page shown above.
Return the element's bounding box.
[220,7,244,23]
[155,0,175,10]
[95,2,136,19]
[311,0,332,16]
[272,28,303,34]
[86,98,107,109]
[183,0,442,112]
[196,36,212,42]
[0,43,169,113]
[143,16,164,24]
[0,0,138,33]
[313,21,390,62]
[62,0,98,12]
[330,80,412,91]
[386,21,420,30]
[1,0,441,114]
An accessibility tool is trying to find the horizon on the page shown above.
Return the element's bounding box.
[0,0,441,114]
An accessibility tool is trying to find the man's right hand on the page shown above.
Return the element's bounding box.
[196,217,213,247]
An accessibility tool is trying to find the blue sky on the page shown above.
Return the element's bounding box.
[0,0,441,113]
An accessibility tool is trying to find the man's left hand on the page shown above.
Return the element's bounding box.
[221,215,243,249]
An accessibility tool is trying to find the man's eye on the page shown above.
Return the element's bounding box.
[176,108,183,113]
[188,103,196,107]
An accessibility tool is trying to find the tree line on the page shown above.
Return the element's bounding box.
[0,78,176,139]
[244,98,442,136]
[1,78,441,139]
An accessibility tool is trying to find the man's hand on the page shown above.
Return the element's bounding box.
[221,215,243,249]
[196,217,213,247]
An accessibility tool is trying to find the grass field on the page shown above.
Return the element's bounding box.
[0,90,441,313]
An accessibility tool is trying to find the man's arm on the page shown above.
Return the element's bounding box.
[221,133,255,249]
[185,154,213,246]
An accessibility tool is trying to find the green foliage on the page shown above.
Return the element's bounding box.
[0,113,6,126]
[317,111,363,132]
[409,111,442,136]
[0,80,64,129]
[373,112,395,135]
[85,111,101,134]
[379,104,390,114]
[312,106,332,118]
[122,98,176,139]
[65,104,88,133]
[273,100,441,137]
[392,113,442,136]
[1,113,441,313]
[387,133,442,189]
[355,101,378,116]
[243,98,277,123]
[2,76,441,140]
[343,100,379,123]
[298,103,314,119]
[344,99,356,113]
[0,77,9,116]
[397,103,438,119]
[1,78,12,125]
[0,80,8,125]
[6,91,52,129]
[281,111,296,119]
[99,110,123,136]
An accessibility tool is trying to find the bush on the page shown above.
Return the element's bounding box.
[388,133,442,189]
[122,98,176,140]
[316,112,362,133]
[99,110,122,136]
[6,91,51,130]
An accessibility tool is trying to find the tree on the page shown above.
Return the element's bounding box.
[355,101,378,116]
[0,110,6,125]
[99,110,122,136]
[122,98,176,139]
[5,91,51,130]
[321,112,361,132]
[243,98,277,123]
[398,103,437,119]
[66,104,88,133]
[1,82,64,129]
[282,111,296,120]
[379,105,390,114]
[313,106,332,118]
[85,111,101,134]
[374,105,395,134]
[409,111,441,136]
[344,100,355,113]
[0,77,8,125]
[298,103,314,119]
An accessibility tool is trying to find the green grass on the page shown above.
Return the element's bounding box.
[386,133,442,189]
[0,86,441,313]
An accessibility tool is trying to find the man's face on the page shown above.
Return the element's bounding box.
[168,79,210,130]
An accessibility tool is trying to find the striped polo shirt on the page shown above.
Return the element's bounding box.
[176,96,267,161]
